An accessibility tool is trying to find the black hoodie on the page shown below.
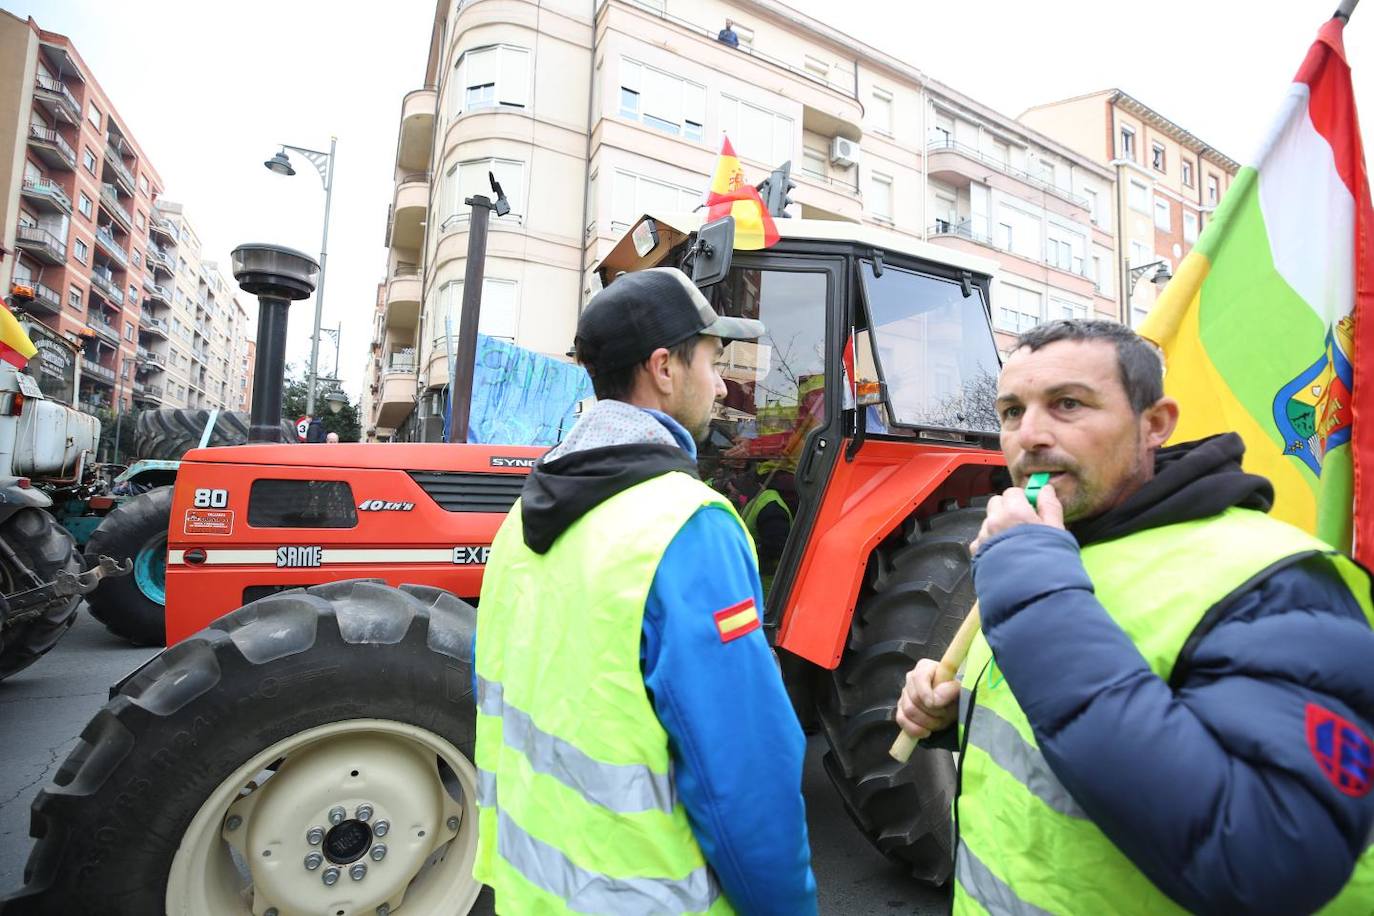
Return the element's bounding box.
[1068,432,1273,547]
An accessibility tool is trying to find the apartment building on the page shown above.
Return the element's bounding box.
[1020,90,1240,327]
[366,0,1125,440]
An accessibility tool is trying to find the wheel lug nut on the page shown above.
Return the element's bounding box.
[265,909,278,916]
[371,843,387,861]
[447,815,460,831]
[356,803,373,822]
[373,820,390,837]
[328,805,346,825]
[322,866,341,886]
[306,826,325,845]
[224,815,242,831]
[350,862,368,881]
[377,906,391,916]
[304,852,323,870]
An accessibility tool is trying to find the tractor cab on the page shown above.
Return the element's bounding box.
[595,213,1007,667]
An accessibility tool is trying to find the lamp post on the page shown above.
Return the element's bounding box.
[1124,259,1173,325]
[112,354,134,464]
[264,138,336,417]
[319,322,342,379]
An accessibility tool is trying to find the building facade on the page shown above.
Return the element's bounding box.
[1020,90,1240,327]
[0,12,252,415]
[366,0,1223,441]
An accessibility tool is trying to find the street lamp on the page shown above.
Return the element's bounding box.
[324,390,348,414]
[1125,259,1172,323]
[264,138,336,417]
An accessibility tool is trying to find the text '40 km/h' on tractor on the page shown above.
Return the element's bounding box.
[4,212,1009,915]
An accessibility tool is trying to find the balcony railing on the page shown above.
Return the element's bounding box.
[386,350,417,372]
[135,383,163,400]
[103,144,136,193]
[94,228,129,268]
[33,75,80,122]
[139,314,169,336]
[12,279,61,314]
[99,184,133,229]
[81,358,115,384]
[27,125,76,169]
[20,176,71,213]
[15,225,67,264]
[89,271,125,306]
[150,217,177,242]
[926,137,1092,210]
[928,220,1094,281]
[143,283,171,305]
[148,245,174,274]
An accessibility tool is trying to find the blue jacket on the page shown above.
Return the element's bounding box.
[973,504,1374,912]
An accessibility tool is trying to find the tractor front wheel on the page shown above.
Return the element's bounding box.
[83,485,173,646]
[0,508,84,682]
[817,500,985,885]
[3,580,485,916]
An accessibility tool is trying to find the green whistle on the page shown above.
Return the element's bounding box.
[1026,472,1052,508]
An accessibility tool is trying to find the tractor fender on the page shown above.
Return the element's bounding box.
[773,441,1003,669]
[0,476,53,527]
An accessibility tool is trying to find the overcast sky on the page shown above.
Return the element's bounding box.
[16,0,1372,404]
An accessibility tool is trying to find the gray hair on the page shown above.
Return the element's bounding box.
[1014,319,1164,413]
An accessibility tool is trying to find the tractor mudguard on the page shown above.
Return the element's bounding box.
[0,476,53,527]
[774,441,1003,669]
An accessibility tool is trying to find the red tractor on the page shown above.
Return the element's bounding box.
[5,214,1007,914]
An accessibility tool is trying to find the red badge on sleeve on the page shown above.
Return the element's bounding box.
[713,598,760,644]
[1306,702,1373,797]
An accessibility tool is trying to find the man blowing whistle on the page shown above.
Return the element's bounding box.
[896,319,1374,914]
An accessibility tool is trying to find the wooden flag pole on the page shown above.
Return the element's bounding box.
[888,603,981,763]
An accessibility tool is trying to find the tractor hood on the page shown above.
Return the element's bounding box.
[183,442,548,473]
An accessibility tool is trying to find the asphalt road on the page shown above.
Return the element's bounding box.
[0,609,948,914]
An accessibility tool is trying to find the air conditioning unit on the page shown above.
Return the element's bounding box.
[830,136,859,168]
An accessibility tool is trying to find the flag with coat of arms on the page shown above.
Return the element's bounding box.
[704,136,779,250]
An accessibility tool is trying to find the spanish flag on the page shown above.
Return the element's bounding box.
[705,136,779,250]
[0,300,36,370]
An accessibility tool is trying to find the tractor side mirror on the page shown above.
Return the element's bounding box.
[690,216,734,288]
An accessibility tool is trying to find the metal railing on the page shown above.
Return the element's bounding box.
[33,74,80,117]
[928,220,1094,281]
[14,280,61,313]
[89,271,125,306]
[21,176,71,212]
[386,350,417,372]
[925,137,1092,210]
[140,315,169,336]
[15,225,66,261]
[149,246,174,274]
[137,383,163,399]
[103,144,136,191]
[27,125,75,165]
[99,184,132,227]
[81,358,115,383]
[94,228,129,267]
[150,217,177,241]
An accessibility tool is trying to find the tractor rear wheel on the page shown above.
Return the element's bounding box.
[83,486,173,646]
[2,580,485,916]
[0,508,84,683]
[817,500,984,885]
[133,408,297,460]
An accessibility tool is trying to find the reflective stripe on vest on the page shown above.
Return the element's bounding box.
[741,487,792,537]
[955,508,1374,915]
[474,470,746,915]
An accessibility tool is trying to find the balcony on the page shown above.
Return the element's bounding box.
[140,317,169,342]
[11,280,61,315]
[32,75,80,124]
[88,271,125,307]
[389,174,429,251]
[81,358,115,387]
[398,88,436,173]
[928,220,1098,298]
[149,216,177,244]
[142,284,171,308]
[137,349,165,372]
[385,272,421,331]
[103,144,136,196]
[133,382,163,402]
[27,125,75,170]
[148,245,174,276]
[377,357,417,428]
[926,137,1091,211]
[88,314,121,345]
[20,176,71,214]
[99,184,133,232]
[94,228,129,268]
[15,225,67,265]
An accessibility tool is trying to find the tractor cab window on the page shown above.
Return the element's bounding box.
[699,267,828,596]
[857,260,1001,434]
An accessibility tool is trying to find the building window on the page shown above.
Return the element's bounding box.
[718,94,792,165]
[618,59,705,142]
[135,211,145,230]
[68,287,82,310]
[1151,143,1166,172]
[434,277,518,342]
[1183,210,1199,243]
[997,284,1042,333]
[1119,126,1135,160]
[73,239,88,263]
[86,103,101,130]
[82,148,96,173]
[440,157,525,224]
[801,147,827,179]
[610,169,701,228]
[1153,196,1171,231]
[1130,240,1149,266]
[871,87,893,136]
[1207,174,1220,204]
[78,193,92,219]
[992,138,1011,165]
[1052,298,1089,321]
[867,171,893,221]
[1181,160,1194,188]
[133,249,142,266]
[998,221,1013,250]
[930,111,954,147]
[451,45,530,117]
[139,174,149,194]
[124,322,134,341]
[803,55,830,80]
[1129,180,1149,213]
[1092,255,1109,295]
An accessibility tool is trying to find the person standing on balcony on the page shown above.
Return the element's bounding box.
[717,19,740,48]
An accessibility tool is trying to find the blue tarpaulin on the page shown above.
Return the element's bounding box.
[447,334,591,445]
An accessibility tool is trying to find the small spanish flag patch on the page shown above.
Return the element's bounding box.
[713,598,760,643]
